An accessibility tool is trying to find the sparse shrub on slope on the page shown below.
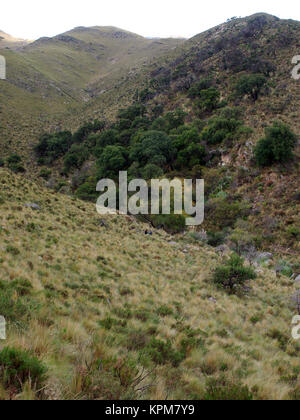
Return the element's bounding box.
[0,347,47,392]
[213,253,256,294]
[7,154,25,173]
[254,122,297,167]
[204,376,254,400]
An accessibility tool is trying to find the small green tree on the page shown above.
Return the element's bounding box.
[130,131,175,167]
[213,253,256,294]
[7,154,25,173]
[254,122,297,166]
[195,88,220,112]
[97,145,128,178]
[235,74,267,101]
[188,79,212,98]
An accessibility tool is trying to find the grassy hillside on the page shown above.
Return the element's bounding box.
[0,169,299,400]
[0,27,184,162]
[0,14,300,401]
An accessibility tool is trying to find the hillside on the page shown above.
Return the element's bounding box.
[16,13,298,257]
[0,30,29,48]
[0,13,300,400]
[0,27,184,161]
[0,169,299,400]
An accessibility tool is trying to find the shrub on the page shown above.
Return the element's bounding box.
[188,79,212,98]
[0,278,34,321]
[235,74,267,101]
[150,214,186,234]
[204,376,253,400]
[130,131,175,167]
[7,154,25,173]
[207,231,226,247]
[194,88,221,112]
[117,104,146,121]
[64,144,89,173]
[75,180,98,202]
[39,168,51,180]
[141,164,163,179]
[34,131,72,163]
[213,253,256,294]
[254,122,297,166]
[156,305,173,317]
[0,347,47,391]
[176,143,207,169]
[201,116,242,145]
[97,145,128,179]
[73,120,104,143]
[145,339,185,367]
[0,158,4,167]
[205,197,249,230]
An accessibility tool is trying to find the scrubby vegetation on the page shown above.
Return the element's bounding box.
[1,13,300,400]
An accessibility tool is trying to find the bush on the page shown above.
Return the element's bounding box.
[39,168,51,180]
[0,278,34,321]
[34,131,72,163]
[7,154,25,173]
[117,104,146,121]
[141,164,163,179]
[130,131,175,167]
[176,143,207,169]
[64,144,89,173]
[213,253,256,294]
[235,74,267,101]
[145,339,185,367]
[194,88,221,112]
[201,116,242,145]
[188,79,212,98]
[97,145,128,179]
[0,347,47,391]
[254,122,297,166]
[150,214,186,234]
[204,376,253,400]
[75,180,98,202]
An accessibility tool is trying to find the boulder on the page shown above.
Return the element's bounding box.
[295,275,300,284]
[24,203,41,211]
[256,252,273,262]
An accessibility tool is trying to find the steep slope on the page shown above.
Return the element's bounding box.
[0,27,184,161]
[0,169,299,400]
[26,14,299,255]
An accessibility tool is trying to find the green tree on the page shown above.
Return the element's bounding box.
[254,122,297,166]
[176,143,206,169]
[188,79,212,98]
[194,88,220,112]
[213,253,256,294]
[235,74,267,101]
[201,116,242,145]
[97,145,128,178]
[130,131,175,167]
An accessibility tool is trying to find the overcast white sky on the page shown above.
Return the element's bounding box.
[2,0,300,40]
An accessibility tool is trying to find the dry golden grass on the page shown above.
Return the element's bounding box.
[0,169,299,400]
